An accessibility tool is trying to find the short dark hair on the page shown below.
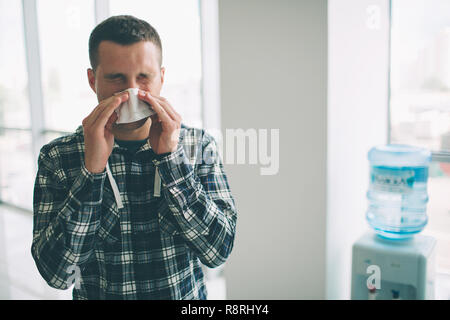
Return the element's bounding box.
[88,15,162,71]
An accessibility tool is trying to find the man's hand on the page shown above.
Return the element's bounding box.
[82,92,129,173]
[138,91,182,155]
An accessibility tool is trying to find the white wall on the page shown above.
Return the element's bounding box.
[326,0,390,299]
[218,0,328,299]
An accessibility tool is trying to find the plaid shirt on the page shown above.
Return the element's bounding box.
[31,123,237,300]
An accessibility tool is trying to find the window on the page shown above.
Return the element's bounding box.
[0,1,30,130]
[390,0,450,275]
[37,0,97,133]
[0,0,34,210]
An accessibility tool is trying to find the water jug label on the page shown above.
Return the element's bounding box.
[370,166,415,193]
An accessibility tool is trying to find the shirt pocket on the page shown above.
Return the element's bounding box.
[132,219,159,234]
[158,210,181,237]
[131,218,162,256]
[98,195,122,244]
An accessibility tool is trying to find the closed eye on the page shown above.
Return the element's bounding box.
[104,73,125,82]
[138,73,154,81]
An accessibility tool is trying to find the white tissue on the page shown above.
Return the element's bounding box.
[114,88,155,124]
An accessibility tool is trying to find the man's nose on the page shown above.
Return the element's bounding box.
[125,79,138,89]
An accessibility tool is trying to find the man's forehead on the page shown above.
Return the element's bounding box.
[97,40,160,70]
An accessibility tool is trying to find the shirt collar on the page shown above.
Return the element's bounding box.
[116,139,152,153]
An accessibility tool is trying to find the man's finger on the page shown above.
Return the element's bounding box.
[93,94,128,129]
[138,91,173,124]
[153,96,182,122]
[105,112,118,131]
[84,92,128,128]
[83,99,108,128]
[93,92,128,125]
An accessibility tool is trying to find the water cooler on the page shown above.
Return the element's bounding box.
[351,144,437,300]
[351,231,436,300]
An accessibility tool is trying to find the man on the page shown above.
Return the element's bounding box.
[31,15,237,300]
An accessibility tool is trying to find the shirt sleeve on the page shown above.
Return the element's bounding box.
[31,145,107,289]
[152,131,237,268]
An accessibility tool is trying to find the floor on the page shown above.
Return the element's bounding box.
[0,204,225,300]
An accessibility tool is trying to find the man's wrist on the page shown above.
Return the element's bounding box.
[82,161,107,179]
[152,144,182,162]
[151,144,191,186]
[153,151,172,160]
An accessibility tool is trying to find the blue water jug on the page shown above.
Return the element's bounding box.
[366,144,432,239]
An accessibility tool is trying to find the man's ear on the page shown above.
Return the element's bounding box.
[87,68,97,93]
[160,67,165,86]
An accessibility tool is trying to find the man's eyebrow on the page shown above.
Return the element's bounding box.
[103,72,155,79]
[138,72,155,78]
[103,73,125,79]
